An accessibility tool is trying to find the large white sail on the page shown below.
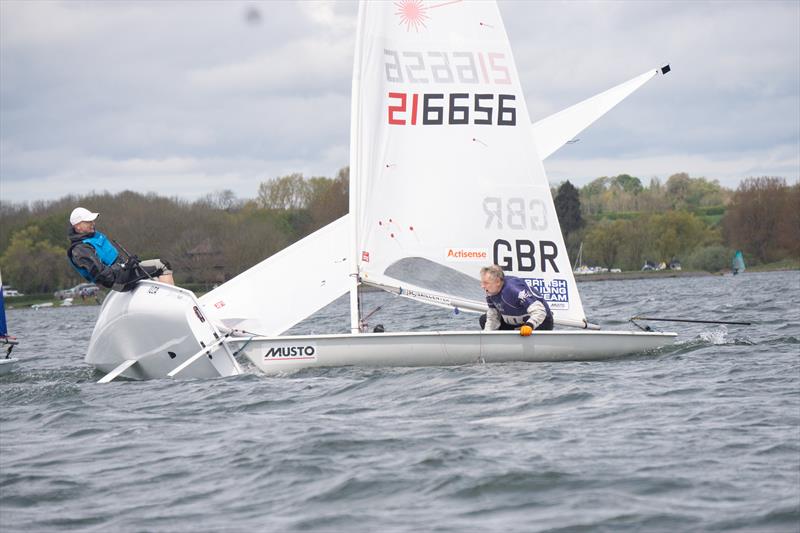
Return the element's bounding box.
[532,66,669,160]
[200,217,350,335]
[350,0,587,327]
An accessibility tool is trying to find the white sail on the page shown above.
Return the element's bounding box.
[201,65,670,335]
[200,217,350,335]
[350,0,587,327]
[532,66,670,160]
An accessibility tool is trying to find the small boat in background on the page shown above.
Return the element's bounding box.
[732,250,746,275]
[0,270,20,375]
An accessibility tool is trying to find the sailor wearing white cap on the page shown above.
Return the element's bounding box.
[67,207,175,291]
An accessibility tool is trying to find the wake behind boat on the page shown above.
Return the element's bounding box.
[85,0,674,382]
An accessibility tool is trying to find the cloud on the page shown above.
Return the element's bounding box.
[0,0,797,204]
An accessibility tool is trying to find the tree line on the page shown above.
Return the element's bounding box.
[1,169,797,295]
[554,173,798,272]
[0,168,348,294]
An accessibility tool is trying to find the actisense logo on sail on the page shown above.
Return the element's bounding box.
[384,50,517,126]
[444,248,487,262]
[262,343,317,363]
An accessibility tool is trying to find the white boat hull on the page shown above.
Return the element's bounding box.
[237,330,677,375]
[0,358,18,375]
[85,281,242,381]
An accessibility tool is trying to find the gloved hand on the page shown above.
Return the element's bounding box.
[519,323,534,336]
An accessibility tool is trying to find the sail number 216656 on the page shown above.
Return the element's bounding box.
[388,92,516,126]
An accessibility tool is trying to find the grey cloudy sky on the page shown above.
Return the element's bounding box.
[1,0,798,204]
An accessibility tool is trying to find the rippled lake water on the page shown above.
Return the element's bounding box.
[1,271,799,532]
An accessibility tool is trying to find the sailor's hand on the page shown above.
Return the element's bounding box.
[519,324,533,336]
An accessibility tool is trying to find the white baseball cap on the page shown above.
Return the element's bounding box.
[70,207,99,226]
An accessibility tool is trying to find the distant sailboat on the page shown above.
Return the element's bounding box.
[732,250,746,275]
[0,270,20,375]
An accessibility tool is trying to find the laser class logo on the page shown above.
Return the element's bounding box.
[395,0,462,32]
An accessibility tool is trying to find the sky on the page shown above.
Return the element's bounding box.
[1,0,798,204]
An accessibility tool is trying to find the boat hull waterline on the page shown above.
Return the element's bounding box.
[237,330,677,375]
[0,358,18,376]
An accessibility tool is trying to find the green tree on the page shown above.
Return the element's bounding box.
[0,226,74,293]
[614,174,643,195]
[257,173,309,210]
[307,167,349,227]
[554,180,584,236]
[684,245,731,272]
[722,177,793,262]
[579,176,610,216]
[585,219,627,268]
[615,216,656,271]
[652,211,716,262]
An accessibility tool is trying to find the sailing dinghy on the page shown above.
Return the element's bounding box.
[85,0,674,381]
[218,0,675,375]
[0,270,20,375]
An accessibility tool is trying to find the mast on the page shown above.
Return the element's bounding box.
[348,1,367,334]
[573,242,583,271]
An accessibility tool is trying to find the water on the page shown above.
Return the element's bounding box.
[1,271,798,532]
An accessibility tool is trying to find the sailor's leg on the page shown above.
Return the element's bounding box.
[139,259,175,286]
[497,319,517,331]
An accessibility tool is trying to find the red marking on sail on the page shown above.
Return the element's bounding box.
[477,52,489,83]
[395,0,428,32]
[395,0,463,32]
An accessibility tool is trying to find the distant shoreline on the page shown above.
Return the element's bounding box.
[574,267,799,282]
[574,270,715,282]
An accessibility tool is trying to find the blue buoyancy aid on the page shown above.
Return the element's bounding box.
[68,231,120,282]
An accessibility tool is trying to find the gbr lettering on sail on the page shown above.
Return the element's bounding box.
[384,50,516,126]
[484,197,559,273]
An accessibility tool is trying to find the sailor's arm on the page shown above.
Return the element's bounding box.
[484,307,501,331]
[72,244,121,287]
[525,301,548,329]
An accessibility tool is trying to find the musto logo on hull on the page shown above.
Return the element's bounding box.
[263,343,317,362]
